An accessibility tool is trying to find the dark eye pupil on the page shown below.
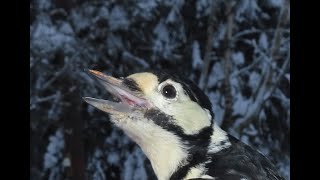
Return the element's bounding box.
[162,85,177,99]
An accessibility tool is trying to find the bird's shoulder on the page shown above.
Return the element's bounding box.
[204,135,285,180]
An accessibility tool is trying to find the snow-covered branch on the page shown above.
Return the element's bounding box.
[41,53,79,91]
[220,0,236,130]
[122,51,150,68]
[234,1,290,133]
[198,2,216,90]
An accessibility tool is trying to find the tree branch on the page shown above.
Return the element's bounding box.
[41,52,79,91]
[198,2,216,90]
[220,0,236,130]
[235,3,290,133]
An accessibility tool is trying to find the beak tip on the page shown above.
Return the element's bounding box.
[86,69,95,74]
[82,97,91,103]
[84,68,91,73]
[86,69,106,78]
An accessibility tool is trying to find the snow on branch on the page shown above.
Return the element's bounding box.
[233,2,290,133]
[122,51,150,68]
[198,1,216,90]
[41,52,79,91]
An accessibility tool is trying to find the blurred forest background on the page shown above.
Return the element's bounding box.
[30,0,290,179]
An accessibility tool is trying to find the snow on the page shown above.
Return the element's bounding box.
[122,51,150,68]
[135,0,157,19]
[88,149,106,180]
[209,92,224,126]
[32,18,75,54]
[70,8,91,32]
[166,8,177,24]
[259,109,267,121]
[153,21,168,45]
[153,20,171,57]
[235,0,262,22]
[277,157,290,180]
[107,33,124,55]
[109,6,130,31]
[232,51,245,66]
[107,151,120,165]
[285,73,290,81]
[213,25,226,48]
[137,0,157,11]
[259,33,269,50]
[246,124,258,136]
[248,71,261,89]
[233,95,250,116]
[196,0,213,18]
[241,135,249,144]
[267,0,284,8]
[44,129,64,169]
[62,157,71,167]
[207,62,224,87]
[123,147,147,180]
[59,22,74,35]
[162,0,184,8]
[151,1,186,59]
[47,91,61,121]
[98,6,109,18]
[37,0,51,11]
[44,153,58,170]
[192,41,203,69]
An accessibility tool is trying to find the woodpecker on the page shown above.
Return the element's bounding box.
[83,70,285,180]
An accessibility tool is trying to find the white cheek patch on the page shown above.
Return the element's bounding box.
[151,95,212,135]
[172,103,212,135]
[150,80,212,135]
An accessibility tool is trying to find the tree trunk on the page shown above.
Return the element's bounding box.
[63,76,87,180]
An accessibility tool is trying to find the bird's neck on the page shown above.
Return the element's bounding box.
[117,117,230,180]
[117,118,189,180]
[144,139,188,180]
[139,123,231,180]
[207,123,231,154]
[138,129,189,180]
[170,124,232,180]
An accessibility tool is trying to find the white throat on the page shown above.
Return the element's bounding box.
[114,116,189,180]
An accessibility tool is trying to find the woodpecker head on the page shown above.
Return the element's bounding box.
[83,70,219,179]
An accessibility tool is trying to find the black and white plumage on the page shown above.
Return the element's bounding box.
[83,70,285,180]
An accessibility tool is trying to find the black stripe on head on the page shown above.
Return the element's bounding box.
[144,109,213,142]
[122,78,142,92]
[153,70,214,119]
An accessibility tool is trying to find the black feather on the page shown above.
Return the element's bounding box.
[122,78,142,92]
[203,135,285,180]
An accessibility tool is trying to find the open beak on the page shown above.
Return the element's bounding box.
[83,70,149,114]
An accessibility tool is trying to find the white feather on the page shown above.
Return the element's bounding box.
[208,123,231,153]
[113,114,188,180]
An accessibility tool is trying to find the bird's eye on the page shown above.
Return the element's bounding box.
[161,84,177,99]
